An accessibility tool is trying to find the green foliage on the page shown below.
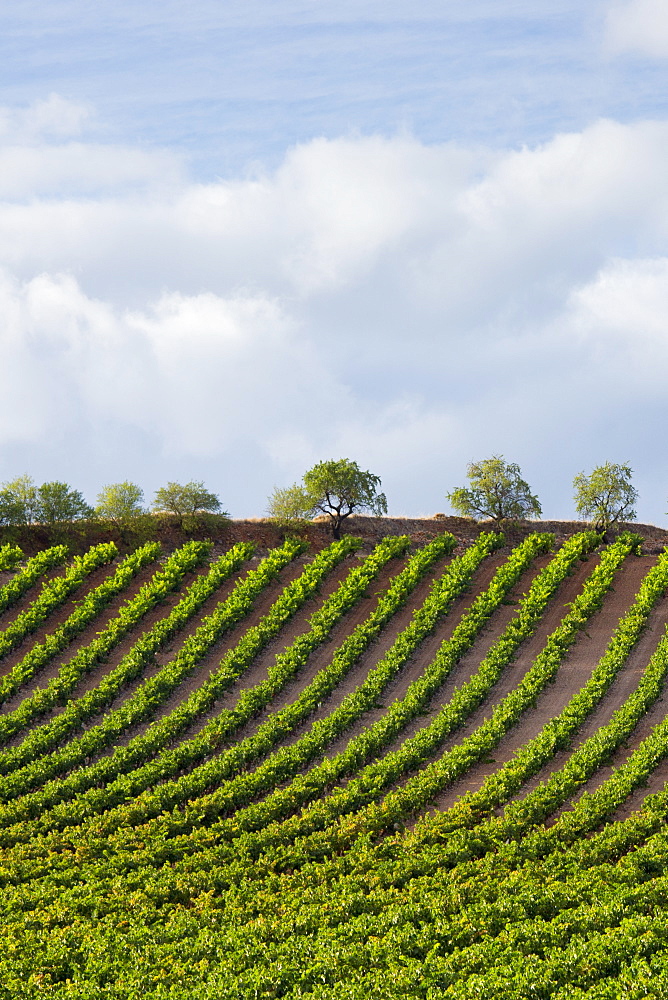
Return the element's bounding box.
[152,480,227,531]
[0,545,69,614]
[170,532,595,874]
[0,543,160,710]
[269,458,387,537]
[0,544,22,571]
[419,531,667,848]
[0,541,219,777]
[61,534,442,843]
[34,481,92,525]
[266,483,312,526]
[0,475,92,527]
[0,544,117,667]
[574,461,638,531]
[13,529,668,998]
[0,536,366,840]
[0,475,40,525]
[17,533,493,868]
[0,491,24,527]
[95,481,145,524]
[447,454,542,522]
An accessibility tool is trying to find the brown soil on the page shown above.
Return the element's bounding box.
[0,555,256,747]
[155,548,536,789]
[0,563,76,634]
[73,555,304,702]
[226,550,478,759]
[192,546,574,817]
[602,755,668,824]
[509,557,668,819]
[106,549,375,754]
[258,550,465,751]
[3,515,668,558]
[317,551,546,765]
[0,559,163,699]
[89,544,465,776]
[4,525,668,828]
[541,578,668,827]
[110,547,457,763]
[0,558,151,689]
[413,550,644,814]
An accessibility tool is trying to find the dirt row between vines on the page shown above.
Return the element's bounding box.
[93,545,460,767]
[4,535,668,837]
[110,549,382,751]
[551,562,668,826]
[413,551,656,815]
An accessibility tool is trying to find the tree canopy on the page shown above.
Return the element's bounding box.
[1,476,41,524]
[573,462,638,533]
[0,476,92,526]
[268,459,387,538]
[36,482,92,525]
[151,481,227,529]
[95,482,146,525]
[446,456,542,523]
[266,484,312,526]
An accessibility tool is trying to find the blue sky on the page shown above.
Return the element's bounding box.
[2,2,662,173]
[1,1,668,523]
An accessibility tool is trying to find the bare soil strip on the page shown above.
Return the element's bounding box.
[14,535,665,847]
[217,549,476,763]
[0,557,255,749]
[411,550,630,812]
[509,557,668,822]
[0,561,166,704]
[0,565,68,632]
[0,561,121,666]
[318,551,544,765]
[107,552,367,754]
[540,581,668,826]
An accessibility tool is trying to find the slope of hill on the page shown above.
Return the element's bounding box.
[1,526,668,997]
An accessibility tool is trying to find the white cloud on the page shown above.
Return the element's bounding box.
[566,257,668,381]
[2,101,668,522]
[0,94,92,142]
[0,145,184,200]
[604,0,668,59]
[0,270,344,455]
[0,95,183,199]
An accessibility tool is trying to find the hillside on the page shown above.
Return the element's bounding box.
[1,527,668,997]
[5,511,668,557]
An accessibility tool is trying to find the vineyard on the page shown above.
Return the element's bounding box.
[2,526,668,997]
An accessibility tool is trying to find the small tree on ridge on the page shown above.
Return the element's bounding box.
[447,455,542,523]
[152,481,227,530]
[268,459,387,538]
[0,475,40,525]
[152,481,223,517]
[573,462,638,533]
[36,482,92,525]
[96,482,146,527]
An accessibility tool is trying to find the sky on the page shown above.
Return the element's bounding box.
[1,0,668,523]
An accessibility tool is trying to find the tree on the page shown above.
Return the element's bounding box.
[0,489,26,527]
[268,459,388,538]
[0,475,40,525]
[95,482,146,525]
[447,455,542,523]
[0,476,92,526]
[35,481,92,525]
[151,481,227,528]
[266,484,312,526]
[573,462,638,533]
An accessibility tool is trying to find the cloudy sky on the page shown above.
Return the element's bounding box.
[1,1,668,523]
